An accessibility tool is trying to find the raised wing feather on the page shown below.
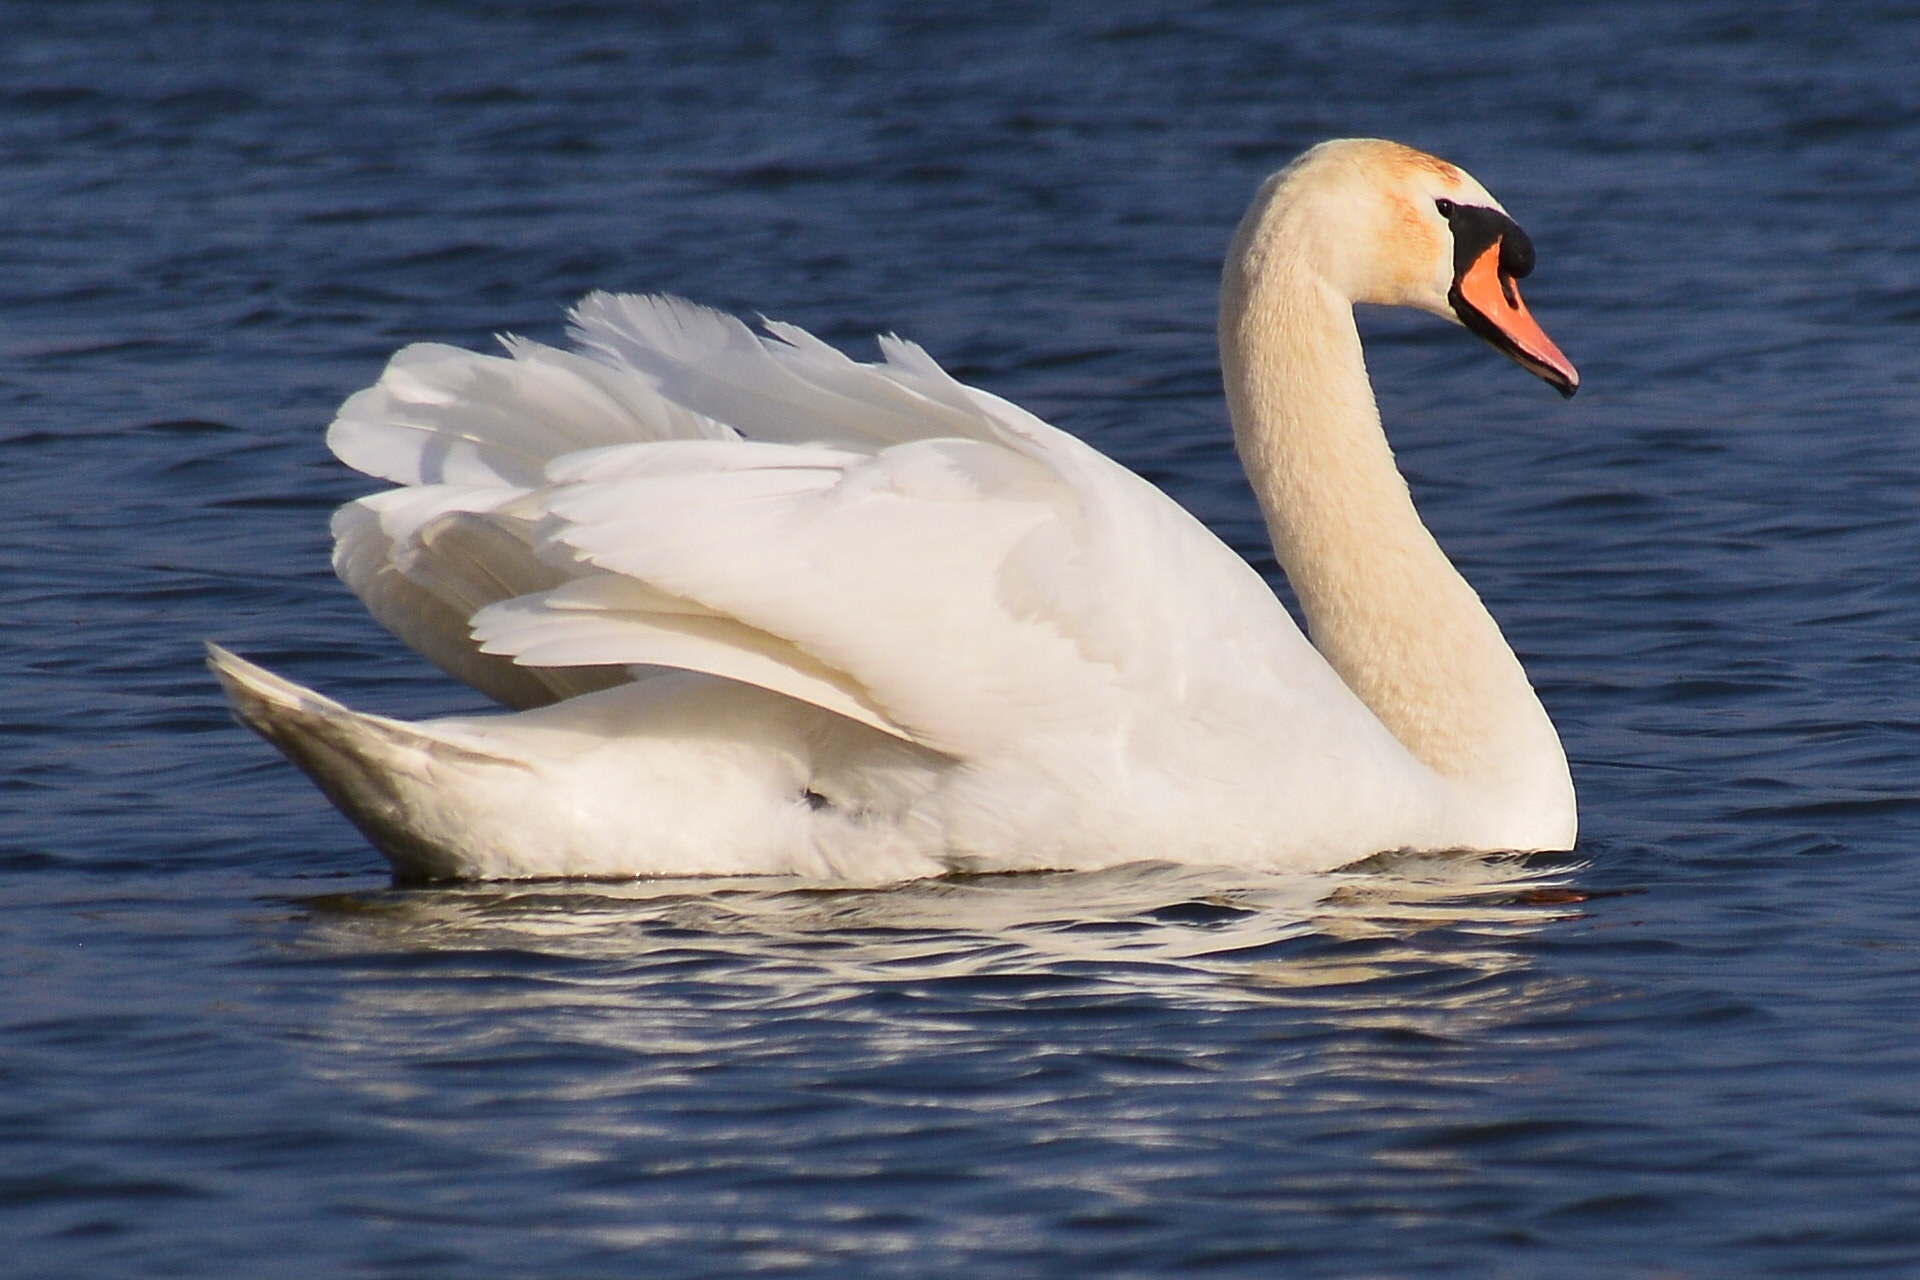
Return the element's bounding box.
[565,293,999,450]
[331,487,625,709]
[470,576,914,740]
[332,293,1329,760]
[330,337,731,489]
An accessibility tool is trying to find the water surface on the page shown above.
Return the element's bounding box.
[4,3,1920,1276]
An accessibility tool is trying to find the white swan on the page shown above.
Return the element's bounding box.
[211,138,1580,883]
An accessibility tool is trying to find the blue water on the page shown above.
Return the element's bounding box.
[5,2,1920,1275]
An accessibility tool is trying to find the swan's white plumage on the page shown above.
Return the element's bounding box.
[217,139,1577,882]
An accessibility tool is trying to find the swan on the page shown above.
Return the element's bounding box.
[210,138,1580,884]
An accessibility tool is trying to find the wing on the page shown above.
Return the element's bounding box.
[330,293,1332,758]
[326,316,742,707]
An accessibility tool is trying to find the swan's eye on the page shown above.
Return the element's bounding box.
[1434,198,1457,218]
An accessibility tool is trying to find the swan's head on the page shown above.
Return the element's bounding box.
[1245,138,1579,398]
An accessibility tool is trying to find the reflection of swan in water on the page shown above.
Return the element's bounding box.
[289,852,1590,1013]
[283,855,1599,1242]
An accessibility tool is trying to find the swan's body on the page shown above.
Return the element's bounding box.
[214,138,1580,883]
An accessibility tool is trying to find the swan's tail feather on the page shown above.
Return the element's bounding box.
[207,643,523,882]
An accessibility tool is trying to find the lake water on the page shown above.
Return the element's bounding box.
[5,2,1920,1276]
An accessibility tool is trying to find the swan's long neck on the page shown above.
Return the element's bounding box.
[1220,190,1569,822]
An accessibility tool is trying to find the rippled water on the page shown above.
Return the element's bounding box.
[5,3,1920,1276]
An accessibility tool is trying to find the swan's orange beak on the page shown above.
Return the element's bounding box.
[1452,241,1579,398]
